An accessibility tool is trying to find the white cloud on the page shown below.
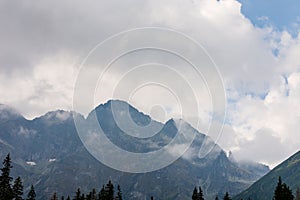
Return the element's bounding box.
[0,52,77,119]
[0,0,300,166]
[227,49,300,166]
[232,128,290,167]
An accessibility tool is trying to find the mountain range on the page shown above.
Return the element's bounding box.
[0,100,269,200]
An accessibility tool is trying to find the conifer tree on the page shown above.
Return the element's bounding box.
[215,196,219,200]
[192,187,198,200]
[282,183,294,200]
[0,154,13,200]
[51,192,58,200]
[66,196,70,200]
[273,176,294,200]
[26,185,36,200]
[296,188,300,200]
[86,192,91,200]
[223,192,231,200]
[198,186,204,200]
[90,188,97,200]
[192,186,205,200]
[75,188,81,200]
[12,176,23,200]
[105,180,114,200]
[273,176,283,200]
[99,185,106,200]
[116,185,122,200]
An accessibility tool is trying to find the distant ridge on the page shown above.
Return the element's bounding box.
[234,150,300,200]
[0,100,269,200]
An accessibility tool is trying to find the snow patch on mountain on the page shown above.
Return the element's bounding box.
[26,161,36,166]
[49,158,56,162]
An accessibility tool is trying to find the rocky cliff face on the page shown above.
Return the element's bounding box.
[0,100,268,200]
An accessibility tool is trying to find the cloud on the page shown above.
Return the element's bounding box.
[227,51,300,166]
[0,0,275,117]
[17,126,37,137]
[0,104,20,119]
[232,128,291,168]
[0,52,76,118]
[0,0,300,166]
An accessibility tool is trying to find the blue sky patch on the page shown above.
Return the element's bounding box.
[238,0,300,37]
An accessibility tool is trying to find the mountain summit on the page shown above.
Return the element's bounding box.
[0,104,23,121]
[0,100,269,200]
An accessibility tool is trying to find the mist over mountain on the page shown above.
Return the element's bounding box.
[0,100,269,200]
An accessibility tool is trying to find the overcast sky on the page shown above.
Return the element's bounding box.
[1,0,300,167]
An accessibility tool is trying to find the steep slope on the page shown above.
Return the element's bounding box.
[228,152,269,178]
[233,150,300,200]
[0,100,268,200]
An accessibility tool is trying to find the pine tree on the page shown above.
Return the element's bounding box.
[51,192,58,200]
[192,186,205,200]
[192,187,198,200]
[90,188,97,200]
[273,176,283,200]
[66,195,70,200]
[273,176,294,200]
[86,192,91,200]
[75,188,81,200]
[116,185,122,200]
[223,192,231,200]
[12,176,23,200]
[215,196,219,200]
[296,188,300,200]
[26,185,36,200]
[282,183,294,200]
[0,154,13,200]
[99,185,106,200]
[198,186,204,200]
[106,180,114,200]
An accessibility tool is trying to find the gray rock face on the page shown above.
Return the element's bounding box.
[0,100,269,200]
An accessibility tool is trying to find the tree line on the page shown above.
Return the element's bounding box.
[0,154,127,200]
[0,154,28,200]
[2,153,300,200]
[49,180,123,200]
[192,186,231,200]
[191,176,300,200]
